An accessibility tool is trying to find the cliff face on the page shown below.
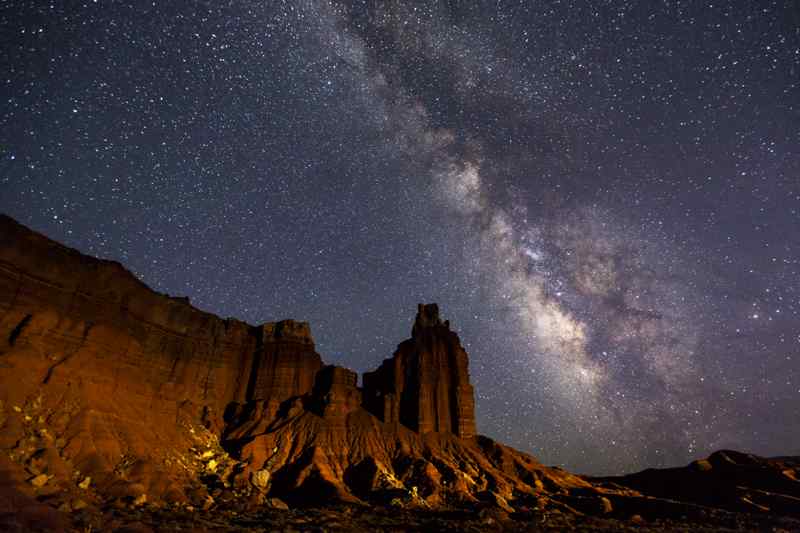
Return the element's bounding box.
[0,216,256,486]
[246,321,323,421]
[362,304,476,438]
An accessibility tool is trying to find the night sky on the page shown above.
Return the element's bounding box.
[2,1,799,475]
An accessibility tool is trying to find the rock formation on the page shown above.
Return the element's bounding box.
[0,214,590,513]
[246,320,323,421]
[310,365,362,421]
[363,303,476,437]
[2,213,799,532]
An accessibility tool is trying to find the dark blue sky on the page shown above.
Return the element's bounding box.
[2,1,798,474]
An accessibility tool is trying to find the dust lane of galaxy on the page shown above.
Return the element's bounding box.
[1,1,798,474]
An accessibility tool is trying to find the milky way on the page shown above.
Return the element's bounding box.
[1,1,798,474]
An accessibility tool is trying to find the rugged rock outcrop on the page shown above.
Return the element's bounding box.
[216,306,585,509]
[0,215,260,501]
[362,304,476,438]
[246,320,323,421]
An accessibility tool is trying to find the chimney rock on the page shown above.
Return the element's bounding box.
[363,304,476,438]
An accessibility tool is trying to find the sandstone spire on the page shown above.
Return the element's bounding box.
[363,303,476,438]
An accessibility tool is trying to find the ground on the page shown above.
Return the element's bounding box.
[4,501,799,533]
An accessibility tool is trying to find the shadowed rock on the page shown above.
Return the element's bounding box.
[311,365,361,421]
[594,449,800,516]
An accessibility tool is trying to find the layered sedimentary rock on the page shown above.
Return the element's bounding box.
[0,216,256,491]
[247,320,323,420]
[363,303,476,437]
[0,215,490,509]
[0,215,323,508]
[311,365,362,421]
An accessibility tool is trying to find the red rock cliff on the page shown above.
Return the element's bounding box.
[0,215,319,500]
[247,320,322,420]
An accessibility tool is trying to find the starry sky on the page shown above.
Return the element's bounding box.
[2,1,799,475]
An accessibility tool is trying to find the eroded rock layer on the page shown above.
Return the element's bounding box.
[246,321,323,421]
